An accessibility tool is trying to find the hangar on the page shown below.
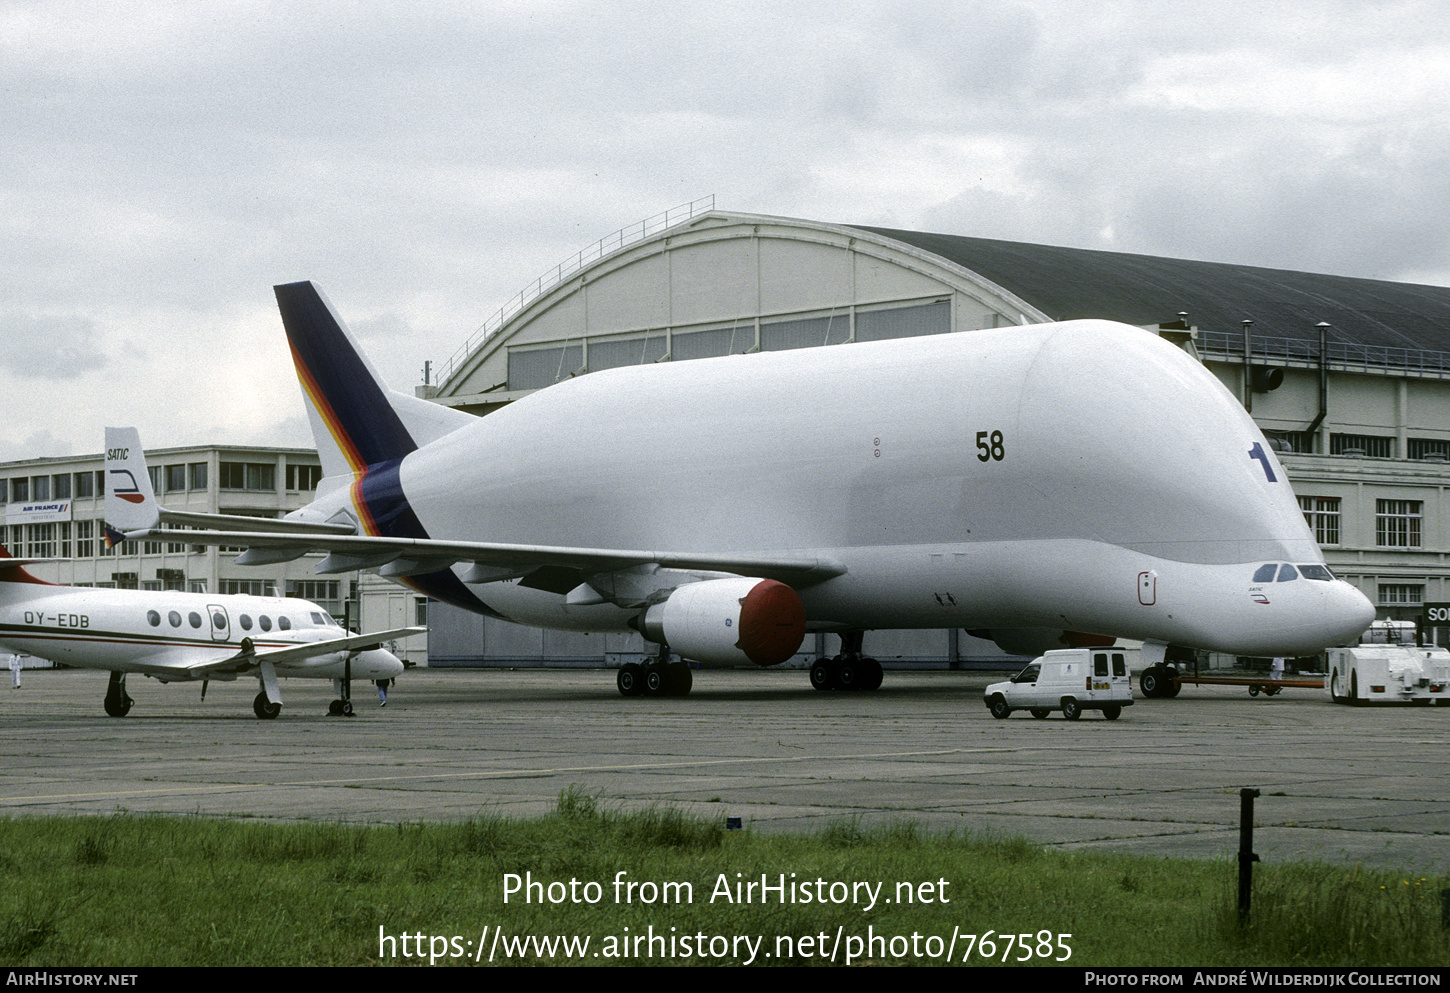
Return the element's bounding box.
[420,201,1450,667]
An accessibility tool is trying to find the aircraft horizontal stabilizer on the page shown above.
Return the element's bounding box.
[157,509,357,535]
[122,528,849,587]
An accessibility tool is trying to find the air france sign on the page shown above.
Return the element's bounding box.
[6,500,72,525]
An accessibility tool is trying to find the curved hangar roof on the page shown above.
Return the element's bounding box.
[436,211,1450,411]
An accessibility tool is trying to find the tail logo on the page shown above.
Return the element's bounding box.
[107,469,146,504]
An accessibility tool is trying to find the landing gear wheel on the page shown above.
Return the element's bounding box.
[103,673,133,717]
[341,700,354,717]
[666,662,693,696]
[1031,708,1050,719]
[858,657,883,691]
[1061,697,1082,721]
[810,658,838,691]
[837,658,860,690]
[253,692,281,720]
[328,699,344,715]
[617,663,643,697]
[1102,705,1121,720]
[988,695,1012,719]
[643,665,667,696]
[1139,667,1164,698]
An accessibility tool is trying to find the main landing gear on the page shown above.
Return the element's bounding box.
[103,671,134,717]
[617,647,693,697]
[810,632,884,691]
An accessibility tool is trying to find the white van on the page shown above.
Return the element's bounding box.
[984,647,1137,720]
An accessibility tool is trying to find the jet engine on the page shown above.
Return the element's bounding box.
[638,578,806,666]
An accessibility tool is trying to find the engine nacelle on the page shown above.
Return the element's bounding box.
[640,578,806,666]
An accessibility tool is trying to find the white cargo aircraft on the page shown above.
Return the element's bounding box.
[0,429,422,719]
[120,282,1375,698]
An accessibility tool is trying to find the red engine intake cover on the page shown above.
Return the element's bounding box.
[736,579,807,666]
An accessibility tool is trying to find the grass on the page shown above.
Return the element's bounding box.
[0,788,1444,967]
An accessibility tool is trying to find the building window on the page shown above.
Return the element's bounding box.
[1332,433,1393,458]
[9,478,25,502]
[286,464,323,492]
[59,522,71,558]
[75,520,94,558]
[30,476,49,501]
[52,474,70,499]
[220,579,276,597]
[165,465,187,492]
[1298,496,1341,545]
[1408,438,1450,461]
[189,463,208,491]
[25,523,55,558]
[1375,499,1422,548]
[1265,430,1313,454]
[219,462,275,492]
[1378,583,1424,606]
[416,597,428,626]
[74,471,94,499]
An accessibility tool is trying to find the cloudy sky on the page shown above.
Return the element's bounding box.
[2,0,1446,461]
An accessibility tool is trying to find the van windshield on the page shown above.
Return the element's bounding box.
[1013,664,1040,684]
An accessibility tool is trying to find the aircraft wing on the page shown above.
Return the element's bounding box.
[123,528,848,590]
[121,628,425,680]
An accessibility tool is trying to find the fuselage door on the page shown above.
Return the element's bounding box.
[207,604,231,643]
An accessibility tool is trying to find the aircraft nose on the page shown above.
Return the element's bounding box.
[1327,581,1376,646]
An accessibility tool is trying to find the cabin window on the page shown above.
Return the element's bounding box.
[278,616,291,631]
[146,610,160,627]
[239,615,252,631]
[211,612,226,629]
[168,611,182,627]
[188,612,202,629]
[259,616,272,632]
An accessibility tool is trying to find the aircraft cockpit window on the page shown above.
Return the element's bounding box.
[259,616,272,632]
[278,616,292,631]
[1253,564,1278,583]
[146,610,160,627]
[239,615,252,631]
[1299,564,1334,581]
[1013,664,1040,684]
[168,611,182,628]
[310,612,328,625]
[188,612,202,629]
[1276,564,1299,582]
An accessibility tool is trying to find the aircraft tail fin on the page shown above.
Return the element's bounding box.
[103,426,160,544]
[274,281,473,478]
[0,543,53,585]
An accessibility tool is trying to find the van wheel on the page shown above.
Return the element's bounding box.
[1061,698,1082,721]
[1030,709,1050,719]
[989,695,1012,719]
[1102,705,1121,720]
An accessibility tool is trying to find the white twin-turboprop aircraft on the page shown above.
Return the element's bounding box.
[118,282,1374,698]
[0,429,422,719]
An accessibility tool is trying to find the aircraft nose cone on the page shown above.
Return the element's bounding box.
[1328,581,1376,646]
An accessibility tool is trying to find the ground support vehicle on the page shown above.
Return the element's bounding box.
[1325,645,1450,705]
[984,647,1136,720]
